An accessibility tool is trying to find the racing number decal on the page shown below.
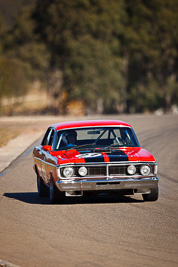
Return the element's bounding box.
[76,153,102,159]
[75,151,128,162]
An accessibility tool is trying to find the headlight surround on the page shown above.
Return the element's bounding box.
[78,166,87,176]
[154,164,158,175]
[127,165,136,175]
[140,165,151,176]
[63,167,74,178]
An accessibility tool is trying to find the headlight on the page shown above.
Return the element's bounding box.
[127,165,136,175]
[140,165,151,176]
[63,167,74,177]
[78,166,87,176]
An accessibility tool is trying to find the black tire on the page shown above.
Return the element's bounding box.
[142,185,159,201]
[49,177,65,204]
[37,174,49,197]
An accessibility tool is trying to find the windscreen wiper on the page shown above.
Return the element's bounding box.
[66,143,96,151]
[74,143,96,149]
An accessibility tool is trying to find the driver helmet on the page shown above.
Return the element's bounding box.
[62,130,77,144]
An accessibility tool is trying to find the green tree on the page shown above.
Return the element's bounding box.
[0,57,28,98]
[33,0,126,114]
[63,36,125,114]
[0,0,36,25]
[2,0,177,115]
[3,7,49,81]
[124,0,178,112]
[0,5,50,110]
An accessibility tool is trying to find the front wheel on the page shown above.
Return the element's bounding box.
[37,174,49,197]
[49,177,65,204]
[142,185,159,201]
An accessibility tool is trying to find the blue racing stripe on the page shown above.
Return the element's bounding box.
[107,150,129,162]
[84,154,105,162]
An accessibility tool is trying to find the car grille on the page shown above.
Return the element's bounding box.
[60,163,154,178]
[109,166,126,175]
[87,166,106,176]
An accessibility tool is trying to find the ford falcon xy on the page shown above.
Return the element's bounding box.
[33,120,159,203]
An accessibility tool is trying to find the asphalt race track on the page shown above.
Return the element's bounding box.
[0,115,178,267]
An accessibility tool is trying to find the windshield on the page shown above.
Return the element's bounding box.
[54,127,140,150]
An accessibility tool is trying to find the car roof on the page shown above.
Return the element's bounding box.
[51,120,131,131]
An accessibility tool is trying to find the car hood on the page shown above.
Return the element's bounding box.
[52,147,155,165]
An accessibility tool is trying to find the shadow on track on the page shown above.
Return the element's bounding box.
[4,192,49,205]
[3,192,143,205]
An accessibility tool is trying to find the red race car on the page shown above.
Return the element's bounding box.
[33,120,159,203]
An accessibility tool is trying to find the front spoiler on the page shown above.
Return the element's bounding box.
[56,177,159,193]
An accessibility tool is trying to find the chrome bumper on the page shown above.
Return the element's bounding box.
[56,177,159,193]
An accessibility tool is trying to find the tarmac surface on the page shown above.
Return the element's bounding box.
[0,114,178,267]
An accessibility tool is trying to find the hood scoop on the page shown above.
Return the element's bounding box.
[93,148,112,153]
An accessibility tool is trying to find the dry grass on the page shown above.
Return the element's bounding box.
[0,116,58,148]
[0,127,20,147]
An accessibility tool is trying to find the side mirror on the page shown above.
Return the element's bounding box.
[43,145,52,152]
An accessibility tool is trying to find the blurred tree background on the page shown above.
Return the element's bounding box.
[0,0,178,115]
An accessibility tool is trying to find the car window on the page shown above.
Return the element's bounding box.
[48,129,54,146]
[42,128,54,146]
[55,127,140,150]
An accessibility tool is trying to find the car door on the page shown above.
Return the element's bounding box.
[42,128,55,184]
[33,127,52,180]
[40,127,54,184]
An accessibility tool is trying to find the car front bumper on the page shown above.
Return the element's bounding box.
[56,176,159,194]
